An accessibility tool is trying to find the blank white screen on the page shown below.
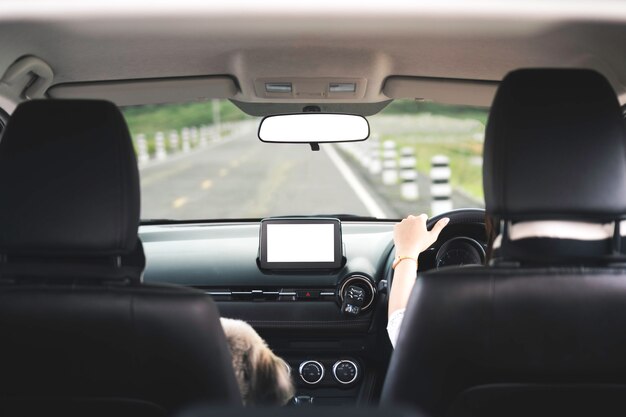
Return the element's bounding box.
[266,223,335,262]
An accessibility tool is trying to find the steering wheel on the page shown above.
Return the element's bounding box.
[426,208,486,230]
[386,208,486,288]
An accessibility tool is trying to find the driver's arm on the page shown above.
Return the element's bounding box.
[387,214,449,347]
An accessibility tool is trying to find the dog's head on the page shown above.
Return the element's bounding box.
[220,318,295,406]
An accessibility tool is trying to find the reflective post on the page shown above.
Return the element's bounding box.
[382,140,398,185]
[399,147,419,201]
[136,133,149,165]
[430,155,453,215]
[190,127,199,146]
[212,99,221,141]
[155,131,167,160]
[169,130,179,152]
[181,127,191,153]
[200,126,209,146]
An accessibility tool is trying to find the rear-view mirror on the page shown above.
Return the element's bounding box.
[258,113,370,144]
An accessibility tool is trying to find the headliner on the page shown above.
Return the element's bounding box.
[0,0,625,111]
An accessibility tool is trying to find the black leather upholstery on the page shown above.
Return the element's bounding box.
[381,69,626,417]
[382,267,626,417]
[177,407,422,417]
[484,69,626,221]
[0,100,241,416]
[0,284,241,415]
[0,100,140,255]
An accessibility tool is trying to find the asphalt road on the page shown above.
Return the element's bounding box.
[139,122,398,220]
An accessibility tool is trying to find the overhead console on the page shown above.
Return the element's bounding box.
[254,77,367,101]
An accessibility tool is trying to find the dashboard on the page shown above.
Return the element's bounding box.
[139,209,486,406]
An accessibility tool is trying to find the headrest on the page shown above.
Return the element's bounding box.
[491,220,625,266]
[0,100,140,256]
[484,69,626,221]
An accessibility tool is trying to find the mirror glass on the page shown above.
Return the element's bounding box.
[258,113,369,143]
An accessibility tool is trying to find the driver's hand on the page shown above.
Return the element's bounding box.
[394,214,450,257]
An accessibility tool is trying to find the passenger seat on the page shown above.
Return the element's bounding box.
[0,100,241,417]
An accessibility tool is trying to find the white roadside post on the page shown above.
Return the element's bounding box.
[190,127,199,147]
[430,155,453,215]
[136,133,149,165]
[399,147,419,201]
[169,130,179,152]
[181,127,191,153]
[369,136,382,175]
[381,140,398,185]
[200,126,209,146]
[212,99,221,141]
[155,131,167,160]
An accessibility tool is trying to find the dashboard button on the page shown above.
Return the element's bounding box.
[296,290,320,300]
[299,360,325,384]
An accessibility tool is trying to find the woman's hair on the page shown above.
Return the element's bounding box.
[484,213,499,262]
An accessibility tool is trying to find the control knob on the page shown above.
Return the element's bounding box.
[299,360,324,385]
[332,360,359,384]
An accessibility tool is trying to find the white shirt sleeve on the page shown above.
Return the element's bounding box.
[387,308,405,349]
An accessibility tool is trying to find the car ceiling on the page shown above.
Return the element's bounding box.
[0,0,626,112]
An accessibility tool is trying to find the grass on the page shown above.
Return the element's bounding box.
[391,136,484,200]
[377,102,487,200]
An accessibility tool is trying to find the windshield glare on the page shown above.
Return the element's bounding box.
[122,100,486,221]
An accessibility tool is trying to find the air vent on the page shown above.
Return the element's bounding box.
[338,275,376,311]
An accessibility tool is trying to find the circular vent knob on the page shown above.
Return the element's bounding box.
[332,360,359,384]
[299,360,324,385]
[339,275,376,312]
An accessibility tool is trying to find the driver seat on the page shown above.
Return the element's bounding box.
[381,69,626,417]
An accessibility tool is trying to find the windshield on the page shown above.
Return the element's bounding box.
[122,100,486,221]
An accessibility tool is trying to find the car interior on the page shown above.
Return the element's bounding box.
[0,2,626,417]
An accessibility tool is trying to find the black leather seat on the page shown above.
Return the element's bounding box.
[0,100,241,417]
[381,69,626,417]
[177,407,422,417]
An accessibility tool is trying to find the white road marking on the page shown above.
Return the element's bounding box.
[172,196,188,208]
[323,144,387,218]
[201,179,213,190]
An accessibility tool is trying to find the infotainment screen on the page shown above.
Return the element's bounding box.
[259,218,343,270]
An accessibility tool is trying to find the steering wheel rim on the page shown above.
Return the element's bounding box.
[426,208,486,230]
[386,208,486,288]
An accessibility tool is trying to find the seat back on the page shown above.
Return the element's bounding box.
[381,70,626,417]
[0,100,241,416]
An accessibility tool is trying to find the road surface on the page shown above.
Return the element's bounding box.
[139,123,397,220]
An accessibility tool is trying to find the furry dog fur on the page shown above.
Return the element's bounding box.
[220,317,295,406]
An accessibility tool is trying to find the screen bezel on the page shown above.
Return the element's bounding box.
[259,218,343,270]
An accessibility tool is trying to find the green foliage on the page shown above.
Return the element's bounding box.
[382,100,488,125]
[122,100,249,138]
